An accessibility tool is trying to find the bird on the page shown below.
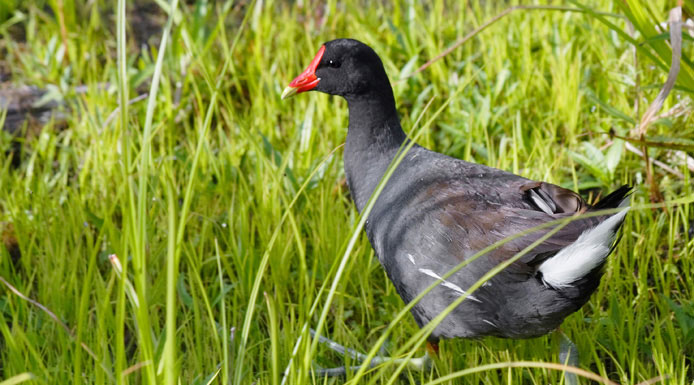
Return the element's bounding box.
[282,38,631,375]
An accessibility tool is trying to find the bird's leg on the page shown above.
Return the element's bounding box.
[309,329,432,377]
[558,331,579,385]
[426,341,439,355]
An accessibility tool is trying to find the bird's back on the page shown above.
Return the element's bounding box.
[360,146,630,340]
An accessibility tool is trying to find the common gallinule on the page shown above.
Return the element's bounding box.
[282,38,630,374]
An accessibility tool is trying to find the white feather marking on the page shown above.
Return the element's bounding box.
[529,189,554,215]
[539,206,629,288]
[482,319,497,328]
[407,253,416,265]
[418,268,482,302]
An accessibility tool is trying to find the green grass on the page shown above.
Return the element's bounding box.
[1,0,693,384]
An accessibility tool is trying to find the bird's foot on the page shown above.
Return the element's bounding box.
[558,332,579,385]
[309,329,431,377]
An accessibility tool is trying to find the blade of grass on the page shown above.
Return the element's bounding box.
[637,6,682,135]
[129,0,181,382]
[306,70,483,383]
[355,196,692,384]
[115,0,130,382]
[0,373,35,385]
[381,218,574,384]
[234,143,344,385]
[163,170,178,384]
[423,361,619,385]
[265,291,280,385]
[215,239,230,385]
[298,69,479,383]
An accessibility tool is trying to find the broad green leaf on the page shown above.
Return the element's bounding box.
[605,138,625,174]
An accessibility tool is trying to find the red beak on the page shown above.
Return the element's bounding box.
[281,45,326,99]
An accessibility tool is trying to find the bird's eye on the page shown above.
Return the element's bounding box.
[328,59,341,68]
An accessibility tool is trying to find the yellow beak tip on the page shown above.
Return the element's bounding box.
[281,86,298,100]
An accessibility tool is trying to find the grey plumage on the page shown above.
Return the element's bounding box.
[285,38,631,342]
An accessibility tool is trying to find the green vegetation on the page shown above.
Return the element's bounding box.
[0,0,693,384]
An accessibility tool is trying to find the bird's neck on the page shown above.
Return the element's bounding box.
[343,93,407,212]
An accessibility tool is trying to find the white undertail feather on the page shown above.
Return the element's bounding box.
[538,203,629,288]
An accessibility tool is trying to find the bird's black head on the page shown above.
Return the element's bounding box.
[281,39,391,100]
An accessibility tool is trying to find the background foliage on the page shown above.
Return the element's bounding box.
[0,0,693,384]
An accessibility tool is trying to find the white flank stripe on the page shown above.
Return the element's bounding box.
[482,319,497,328]
[407,253,416,265]
[418,268,482,303]
[539,206,629,288]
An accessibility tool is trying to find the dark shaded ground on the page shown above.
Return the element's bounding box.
[0,0,165,136]
[128,0,166,49]
[0,85,64,135]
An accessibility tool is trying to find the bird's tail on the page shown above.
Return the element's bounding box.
[538,186,632,289]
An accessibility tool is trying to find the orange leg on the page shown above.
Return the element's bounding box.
[426,341,439,356]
